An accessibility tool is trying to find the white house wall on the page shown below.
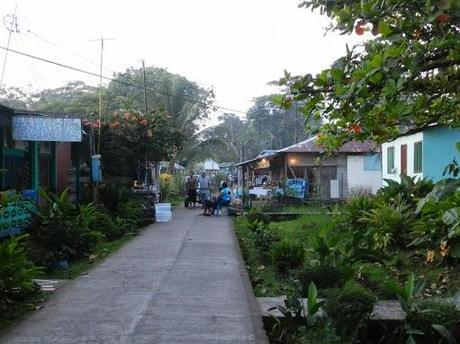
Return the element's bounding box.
[381,132,423,183]
[347,155,382,194]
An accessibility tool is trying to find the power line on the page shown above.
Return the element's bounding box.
[25,30,115,75]
[0,45,247,115]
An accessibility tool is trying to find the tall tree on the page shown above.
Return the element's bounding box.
[248,95,310,151]
[33,81,99,114]
[106,66,214,169]
[0,86,32,109]
[277,0,460,149]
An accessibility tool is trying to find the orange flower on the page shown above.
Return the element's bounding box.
[436,13,449,24]
[355,24,365,35]
[440,240,450,257]
[110,121,121,129]
[350,124,362,135]
[425,249,435,264]
[139,118,148,126]
[146,129,153,138]
[124,112,132,121]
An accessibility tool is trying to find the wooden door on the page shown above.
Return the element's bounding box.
[401,144,407,175]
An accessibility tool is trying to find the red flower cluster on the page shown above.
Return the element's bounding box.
[349,124,362,135]
[436,13,449,24]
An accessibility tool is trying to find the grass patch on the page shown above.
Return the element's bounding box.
[0,291,49,332]
[268,213,334,243]
[43,235,133,280]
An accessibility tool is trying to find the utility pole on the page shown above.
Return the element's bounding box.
[141,59,148,115]
[0,5,19,91]
[89,36,115,154]
[294,99,299,143]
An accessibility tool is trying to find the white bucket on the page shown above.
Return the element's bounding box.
[156,211,172,222]
[155,203,171,212]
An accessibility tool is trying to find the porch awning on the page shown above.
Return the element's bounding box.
[235,151,278,167]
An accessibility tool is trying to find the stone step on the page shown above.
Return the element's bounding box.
[258,296,460,321]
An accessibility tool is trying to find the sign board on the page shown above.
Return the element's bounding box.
[286,178,306,199]
[12,115,82,142]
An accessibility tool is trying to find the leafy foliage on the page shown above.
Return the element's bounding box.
[324,281,376,341]
[253,222,279,263]
[0,235,42,313]
[272,239,305,274]
[278,0,460,149]
[96,110,185,177]
[297,265,345,295]
[378,175,434,209]
[30,189,102,265]
[359,198,415,250]
[407,299,460,343]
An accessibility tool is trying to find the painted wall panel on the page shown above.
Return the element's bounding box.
[363,153,381,171]
[382,132,423,183]
[347,155,382,194]
[423,127,460,182]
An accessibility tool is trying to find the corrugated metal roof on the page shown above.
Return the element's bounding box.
[279,137,379,153]
[235,151,278,167]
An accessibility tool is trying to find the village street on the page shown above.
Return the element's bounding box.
[0,208,267,344]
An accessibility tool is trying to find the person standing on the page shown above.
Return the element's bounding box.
[186,172,198,208]
[198,171,211,208]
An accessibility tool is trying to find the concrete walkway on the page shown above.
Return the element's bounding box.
[1,208,267,344]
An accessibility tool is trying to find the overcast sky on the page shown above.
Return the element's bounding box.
[0,0,362,120]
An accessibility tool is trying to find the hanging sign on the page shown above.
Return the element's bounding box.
[12,115,82,142]
[286,178,306,199]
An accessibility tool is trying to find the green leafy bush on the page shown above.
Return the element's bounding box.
[324,281,376,340]
[93,212,128,241]
[253,222,279,261]
[0,235,42,313]
[246,207,270,226]
[359,198,414,250]
[97,184,133,213]
[378,175,434,209]
[412,180,460,259]
[407,299,460,343]
[30,189,102,265]
[337,195,375,232]
[115,198,142,232]
[297,265,344,295]
[271,239,305,274]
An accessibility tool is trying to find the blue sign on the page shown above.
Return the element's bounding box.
[286,179,306,199]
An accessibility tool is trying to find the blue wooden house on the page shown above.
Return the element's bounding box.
[381,126,460,183]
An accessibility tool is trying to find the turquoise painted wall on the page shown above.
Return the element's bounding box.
[423,127,460,182]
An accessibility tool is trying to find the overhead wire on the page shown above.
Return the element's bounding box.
[24,30,116,75]
[0,45,247,115]
[16,33,52,107]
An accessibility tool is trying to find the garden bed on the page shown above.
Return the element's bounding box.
[235,177,460,343]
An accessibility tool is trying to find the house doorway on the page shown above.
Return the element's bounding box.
[401,144,407,175]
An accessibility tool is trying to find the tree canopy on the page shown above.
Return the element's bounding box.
[0,66,214,170]
[184,95,314,165]
[88,110,185,177]
[277,0,460,149]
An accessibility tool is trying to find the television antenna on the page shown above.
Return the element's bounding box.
[89,36,115,154]
[1,4,19,90]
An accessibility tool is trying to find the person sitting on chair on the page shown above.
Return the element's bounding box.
[212,182,232,216]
